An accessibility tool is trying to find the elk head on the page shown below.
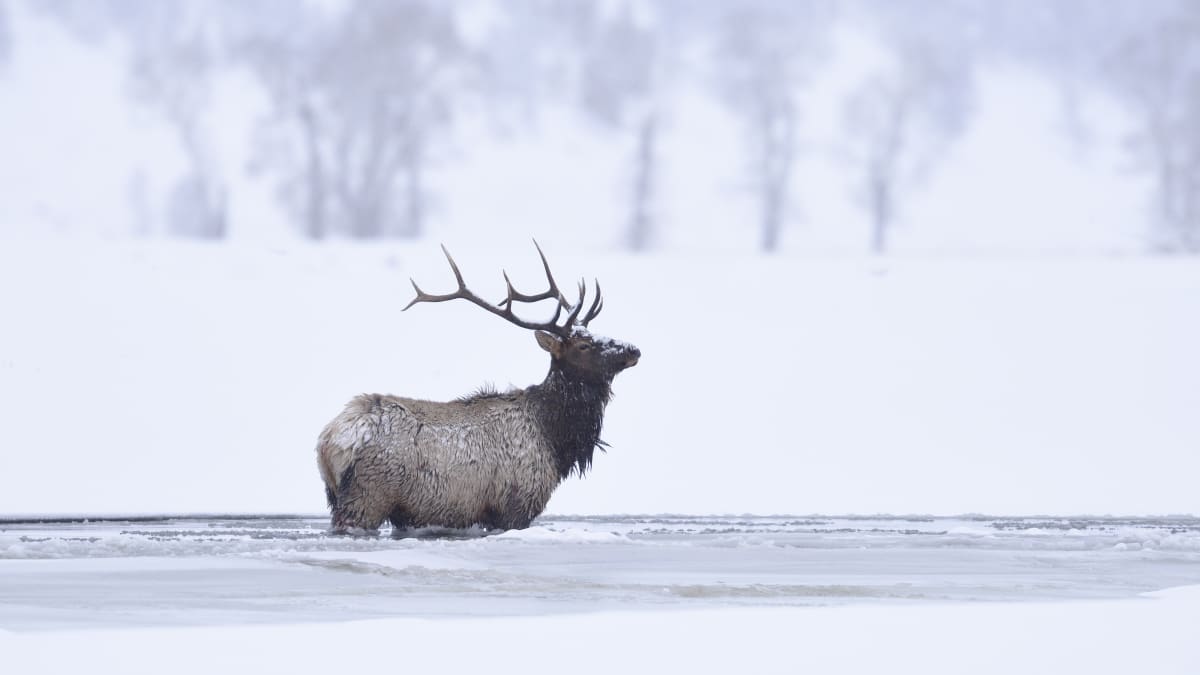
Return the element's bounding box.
[403,242,640,384]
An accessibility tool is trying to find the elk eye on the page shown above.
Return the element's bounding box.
[578,344,590,351]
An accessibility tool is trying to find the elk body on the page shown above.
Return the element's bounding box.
[315,244,640,533]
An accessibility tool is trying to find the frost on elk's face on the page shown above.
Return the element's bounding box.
[535,327,641,382]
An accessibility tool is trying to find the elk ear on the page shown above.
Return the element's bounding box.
[535,330,563,357]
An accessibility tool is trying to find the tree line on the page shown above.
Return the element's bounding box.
[20,0,1200,253]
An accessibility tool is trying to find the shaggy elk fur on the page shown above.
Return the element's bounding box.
[315,243,640,533]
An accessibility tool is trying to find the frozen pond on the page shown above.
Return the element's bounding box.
[2,514,1199,631]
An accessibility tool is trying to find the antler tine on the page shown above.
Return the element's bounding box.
[534,240,573,310]
[402,245,472,310]
[441,244,466,287]
[498,239,571,310]
[562,278,588,328]
[402,279,426,311]
[581,279,603,327]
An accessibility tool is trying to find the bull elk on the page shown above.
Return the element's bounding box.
[315,242,640,533]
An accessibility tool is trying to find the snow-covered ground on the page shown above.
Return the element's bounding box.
[3,591,1198,674]
[2,515,1199,673]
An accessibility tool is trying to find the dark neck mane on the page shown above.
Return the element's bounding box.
[529,368,612,480]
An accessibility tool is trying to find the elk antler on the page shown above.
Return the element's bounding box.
[404,241,602,337]
[581,279,603,327]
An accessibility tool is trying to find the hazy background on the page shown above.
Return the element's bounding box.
[0,0,1197,517]
[2,0,1199,253]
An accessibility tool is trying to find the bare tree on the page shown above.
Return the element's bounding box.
[0,1,11,69]
[234,3,325,238]
[483,1,671,252]
[713,1,832,253]
[126,5,227,239]
[571,3,673,252]
[36,0,230,237]
[842,2,975,254]
[245,0,468,240]
[1110,5,1200,253]
[582,7,661,251]
[972,0,1198,253]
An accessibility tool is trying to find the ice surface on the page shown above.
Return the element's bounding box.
[2,514,1199,631]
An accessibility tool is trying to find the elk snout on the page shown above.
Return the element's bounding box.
[623,346,641,369]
